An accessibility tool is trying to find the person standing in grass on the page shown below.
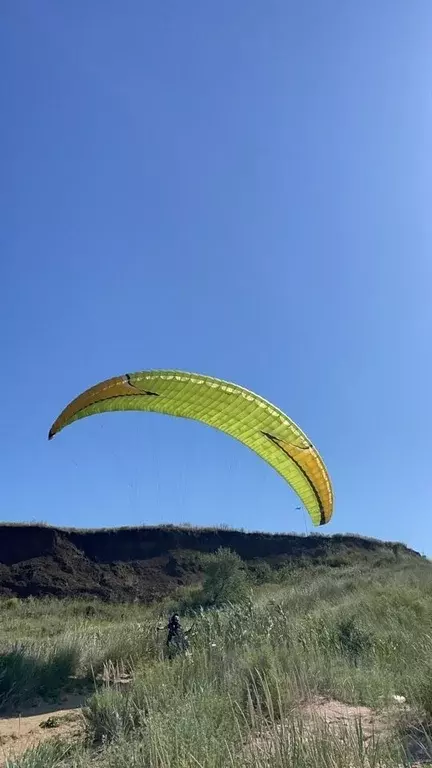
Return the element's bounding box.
[166,613,182,647]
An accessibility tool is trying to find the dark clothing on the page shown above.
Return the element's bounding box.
[167,615,181,646]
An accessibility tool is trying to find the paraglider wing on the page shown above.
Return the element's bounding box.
[48,370,333,526]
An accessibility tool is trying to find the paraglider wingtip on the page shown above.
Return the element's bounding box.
[48,429,54,441]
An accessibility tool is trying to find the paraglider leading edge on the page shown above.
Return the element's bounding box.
[48,369,334,527]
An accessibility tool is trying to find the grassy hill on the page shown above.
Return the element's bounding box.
[0,546,431,767]
[0,522,422,601]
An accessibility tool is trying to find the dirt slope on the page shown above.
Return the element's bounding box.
[0,523,421,602]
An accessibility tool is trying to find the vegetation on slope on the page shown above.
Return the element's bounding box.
[0,548,431,767]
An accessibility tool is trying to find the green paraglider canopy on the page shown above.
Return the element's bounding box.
[49,369,333,526]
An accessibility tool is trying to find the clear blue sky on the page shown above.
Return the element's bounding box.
[2,2,431,554]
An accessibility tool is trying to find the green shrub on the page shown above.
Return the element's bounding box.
[248,561,273,585]
[2,597,21,611]
[0,643,80,711]
[83,685,147,744]
[200,547,250,607]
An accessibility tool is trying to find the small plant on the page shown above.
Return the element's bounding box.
[39,716,61,729]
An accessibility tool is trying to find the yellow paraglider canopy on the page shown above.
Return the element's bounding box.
[49,369,333,526]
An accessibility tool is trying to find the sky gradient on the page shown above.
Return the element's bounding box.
[2,2,431,554]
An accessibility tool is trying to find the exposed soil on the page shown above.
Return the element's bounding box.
[0,694,86,766]
[0,523,419,603]
[300,696,388,738]
[249,696,432,767]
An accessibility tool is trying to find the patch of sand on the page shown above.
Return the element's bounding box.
[248,696,431,767]
[0,675,133,766]
[300,696,389,739]
[0,694,86,766]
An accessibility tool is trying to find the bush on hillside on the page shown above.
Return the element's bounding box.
[200,547,250,607]
[169,548,250,613]
[248,560,273,585]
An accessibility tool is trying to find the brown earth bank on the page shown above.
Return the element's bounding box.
[0,523,422,602]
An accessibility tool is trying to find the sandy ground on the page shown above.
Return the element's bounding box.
[300,696,391,739]
[301,698,432,766]
[0,673,133,766]
[0,694,86,766]
[249,696,432,767]
[0,694,430,766]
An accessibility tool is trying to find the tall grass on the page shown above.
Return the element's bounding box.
[4,740,78,768]
[1,558,432,766]
[0,644,81,711]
